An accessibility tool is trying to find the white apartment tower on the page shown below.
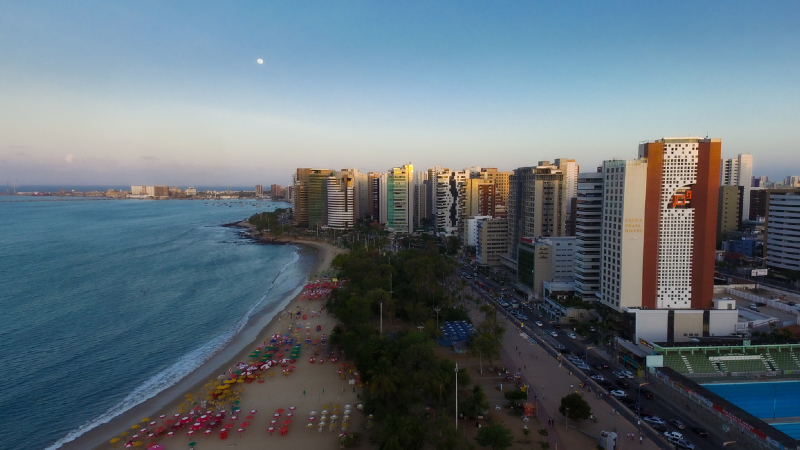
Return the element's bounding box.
[720,154,753,222]
[574,172,603,301]
[435,169,468,234]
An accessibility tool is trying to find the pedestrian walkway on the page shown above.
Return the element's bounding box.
[468,296,661,449]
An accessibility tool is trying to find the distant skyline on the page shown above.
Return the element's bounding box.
[2,1,799,186]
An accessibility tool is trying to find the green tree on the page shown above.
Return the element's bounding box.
[523,427,531,442]
[504,388,528,411]
[558,392,591,421]
[461,384,489,418]
[475,422,514,450]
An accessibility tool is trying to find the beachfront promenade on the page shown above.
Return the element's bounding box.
[467,296,661,449]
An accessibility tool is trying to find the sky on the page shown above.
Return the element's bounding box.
[1,1,799,187]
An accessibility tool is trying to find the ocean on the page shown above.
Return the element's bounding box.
[0,196,314,450]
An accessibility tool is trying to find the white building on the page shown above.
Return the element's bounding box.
[435,169,468,234]
[720,154,753,221]
[555,158,579,220]
[464,215,491,247]
[327,172,355,229]
[599,159,648,311]
[765,188,800,272]
[574,172,603,301]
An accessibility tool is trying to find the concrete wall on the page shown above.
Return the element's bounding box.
[673,310,704,342]
[634,310,668,343]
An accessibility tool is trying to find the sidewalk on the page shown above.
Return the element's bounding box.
[467,293,659,449]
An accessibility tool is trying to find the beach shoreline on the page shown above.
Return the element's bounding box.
[57,226,345,450]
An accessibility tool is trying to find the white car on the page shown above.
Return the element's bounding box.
[664,431,684,441]
[567,332,577,339]
[590,374,605,381]
[535,321,543,327]
[612,371,625,379]
[550,331,558,337]
[643,416,665,425]
[622,370,634,379]
[576,364,590,371]
[609,390,626,398]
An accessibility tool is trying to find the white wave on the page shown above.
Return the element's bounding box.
[45,247,302,449]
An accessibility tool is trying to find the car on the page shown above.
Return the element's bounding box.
[555,344,566,350]
[609,390,626,398]
[612,371,625,379]
[590,374,605,381]
[567,332,577,339]
[558,348,571,354]
[640,389,654,399]
[550,331,558,337]
[622,370,635,379]
[690,426,707,437]
[788,301,796,306]
[553,324,561,329]
[669,419,686,430]
[518,315,529,320]
[650,422,668,432]
[576,363,590,371]
[599,380,614,389]
[672,439,695,449]
[643,416,665,425]
[589,326,596,332]
[590,363,604,371]
[567,356,582,362]
[615,379,630,389]
[664,431,684,441]
[619,397,637,406]
[535,321,543,327]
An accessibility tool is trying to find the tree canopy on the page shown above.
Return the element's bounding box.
[558,392,591,421]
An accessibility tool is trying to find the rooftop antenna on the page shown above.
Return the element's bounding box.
[705,131,709,139]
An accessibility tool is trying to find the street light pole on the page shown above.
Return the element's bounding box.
[455,363,459,430]
[638,382,650,426]
[565,407,569,431]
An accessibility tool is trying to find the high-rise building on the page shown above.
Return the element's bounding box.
[367,172,382,221]
[506,162,566,261]
[753,176,769,188]
[717,185,742,243]
[573,172,603,301]
[270,184,282,199]
[764,188,800,273]
[293,168,331,227]
[415,171,429,228]
[476,168,511,218]
[387,164,414,233]
[555,158,579,234]
[339,168,367,221]
[600,138,721,313]
[460,178,495,229]
[517,236,575,298]
[435,168,467,234]
[327,172,355,229]
[476,218,508,267]
[255,185,263,197]
[749,188,767,220]
[720,154,753,222]
[785,176,800,188]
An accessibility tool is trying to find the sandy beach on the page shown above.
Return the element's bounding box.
[59,236,352,450]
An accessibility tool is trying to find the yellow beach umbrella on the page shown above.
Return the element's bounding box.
[130,424,139,430]
[141,417,150,422]
[118,432,129,437]
[110,437,120,448]
[224,379,236,384]
[236,379,244,383]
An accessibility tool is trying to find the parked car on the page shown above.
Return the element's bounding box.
[591,363,604,371]
[518,315,528,320]
[664,431,684,441]
[670,419,686,430]
[650,422,668,432]
[567,332,577,340]
[640,389,654,399]
[672,439,695,449]
[535,321,543,327]
[643,416,665,425]
[690,427,707,437]
[576,363,590,371]
[612,371,625,379]
[555,344,566,350]
[622,370,635,379]
[615,379,630,389]
[550,331,558,337]
[558,348,571,354]
[609,390,626,398]
[590,374,605,381]
[619,397,637,406]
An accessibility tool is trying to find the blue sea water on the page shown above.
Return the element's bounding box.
[703,381,800,438]
[0,197,314,450]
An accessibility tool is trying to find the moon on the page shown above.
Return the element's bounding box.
[257,58,263,65]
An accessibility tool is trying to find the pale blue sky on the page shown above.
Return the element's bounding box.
[1,1,798,186]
